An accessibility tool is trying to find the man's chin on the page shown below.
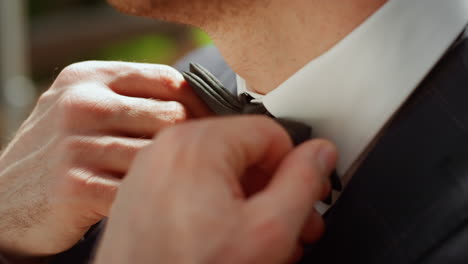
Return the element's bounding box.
[105,0,242,28]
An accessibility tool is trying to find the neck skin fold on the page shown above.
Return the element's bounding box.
[201,0,388,94]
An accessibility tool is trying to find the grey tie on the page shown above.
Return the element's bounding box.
[182,63,342,203]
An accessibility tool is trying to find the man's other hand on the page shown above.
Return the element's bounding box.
[0,61,211,258]
[95,116,337,264]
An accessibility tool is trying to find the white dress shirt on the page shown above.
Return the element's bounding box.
[237,0,468,211]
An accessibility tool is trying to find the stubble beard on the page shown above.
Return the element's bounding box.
[107,0,248,29]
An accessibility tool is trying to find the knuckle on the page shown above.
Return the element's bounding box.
[150,65,186,94]
[101,138,124,153]
[36,90,56,106]
[64,168,92,196]
[102,137,142,159]
[134,142,156,162]
[66,168,117,206]
[57,88,83,113]
[129,100,189,128]
[63,136,142,164]
[54,61,112,87]
[56,61,94,83]
[56,91,85,130]
[56,89,114,130]
[161,101,189,124]
[159,64,181,76]
[63,137,83,153]
[109,64,183,90]
[62,136,98,159]
[155,65,184,86]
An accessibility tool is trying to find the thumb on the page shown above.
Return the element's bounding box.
[247,139,337,240]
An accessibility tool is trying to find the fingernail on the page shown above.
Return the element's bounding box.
[316,143,335,173]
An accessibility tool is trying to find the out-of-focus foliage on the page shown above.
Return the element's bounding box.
[95,29,213,64]
[192,28,213,47]
[95,34,179,64]
[28,0,213,83]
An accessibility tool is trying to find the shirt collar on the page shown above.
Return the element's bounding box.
[237,0,468,185]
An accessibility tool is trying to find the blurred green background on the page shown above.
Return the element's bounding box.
[0,0,212,141]
[27,0,212,83]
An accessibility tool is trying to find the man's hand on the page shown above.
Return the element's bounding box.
[95,116,337,264]
[0,61,211,258]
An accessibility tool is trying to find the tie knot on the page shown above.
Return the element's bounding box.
[182,63,267,115]
[182,63,313,146]
[182,62,342,198]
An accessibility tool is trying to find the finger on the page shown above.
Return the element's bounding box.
[58,85,192,138]
[109,96,192,138]
[300,208,325,244]
[105,62,212,117]
[158,116,295,181]
[67,136,151,173]
[248,140,337,239]
[67,168,121,216]
[213,116,294,177]
[144,116,294,202]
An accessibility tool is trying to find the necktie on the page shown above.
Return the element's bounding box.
[182,63,342,203]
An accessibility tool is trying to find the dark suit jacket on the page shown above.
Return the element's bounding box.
[52,31,468,264]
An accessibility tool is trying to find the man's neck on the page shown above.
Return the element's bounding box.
[202,0,388,94]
